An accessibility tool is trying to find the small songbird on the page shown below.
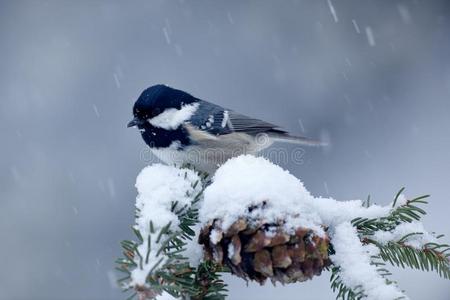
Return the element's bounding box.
[128,84,321,173]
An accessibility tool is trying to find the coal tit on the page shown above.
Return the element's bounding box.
[128,84,321,173]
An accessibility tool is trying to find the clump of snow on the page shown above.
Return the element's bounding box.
[210,228,223,245]
[227,243,235,259]
[199,155,392,236]
[134,163,200,234]
[309,196,391,228]
[372,222,437,249]
[184,224,204,268]
[199,155,321,234]
[131,164,201,286]
[331,222,407,300]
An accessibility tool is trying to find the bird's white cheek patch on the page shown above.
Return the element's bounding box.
[149,102,199,130]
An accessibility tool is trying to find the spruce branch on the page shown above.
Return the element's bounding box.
[365,239,450,279]
[191,261,228,300]
[352,191,429,235]
[330,266,364,300]
[116,172,228,300]
[351,189,450,281]
[327,189,450,300]
[116,159,450,300]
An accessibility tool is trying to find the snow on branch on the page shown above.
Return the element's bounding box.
[116,155,450,300]
[331,222,405,299]
[199,155,396,235]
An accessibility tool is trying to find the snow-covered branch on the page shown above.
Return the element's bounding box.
[116,155,450,300]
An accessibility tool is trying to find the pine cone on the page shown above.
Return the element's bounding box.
[199,218,331,285]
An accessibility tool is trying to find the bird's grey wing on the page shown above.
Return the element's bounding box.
[226,112,288,135]
[188,100,287,136]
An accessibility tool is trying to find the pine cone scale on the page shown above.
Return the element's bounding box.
[199,216,331,284]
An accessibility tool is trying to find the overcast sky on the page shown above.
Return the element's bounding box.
[1,1,449,299]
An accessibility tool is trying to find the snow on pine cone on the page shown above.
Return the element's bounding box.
[198,216,331,285]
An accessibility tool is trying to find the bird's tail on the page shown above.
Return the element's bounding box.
[269,132,328,146]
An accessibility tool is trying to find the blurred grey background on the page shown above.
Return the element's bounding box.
[1,0,449,299]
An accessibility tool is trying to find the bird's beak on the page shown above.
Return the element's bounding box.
[127,117,144,128]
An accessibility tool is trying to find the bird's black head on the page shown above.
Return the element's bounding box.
[127,84,197,149]
[127,84,198,128]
